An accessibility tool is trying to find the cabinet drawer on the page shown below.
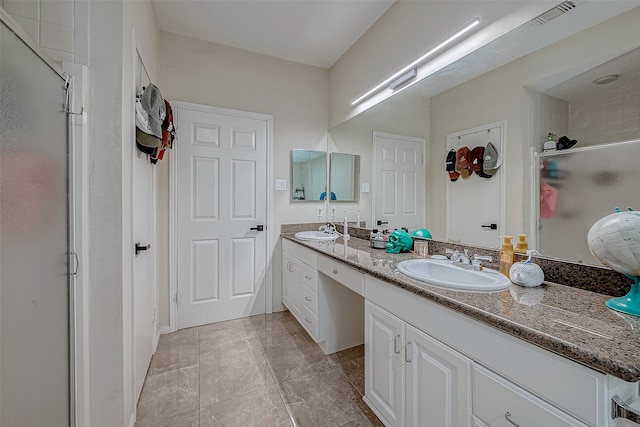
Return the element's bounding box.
[282,239,317,268]
[301,263,317,292]
[317,256,364,296]
[299,304,319,339]
[473,364,588,427]
[301,283,317,315]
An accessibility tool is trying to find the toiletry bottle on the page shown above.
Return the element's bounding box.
[499,235,515,278]
[543,134,557,152]
[515,234,529,255]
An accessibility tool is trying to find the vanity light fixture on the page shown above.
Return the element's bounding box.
[350,17,481,106]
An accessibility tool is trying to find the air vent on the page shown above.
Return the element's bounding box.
[532,1,576,25]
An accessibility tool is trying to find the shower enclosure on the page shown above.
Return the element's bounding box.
[1,11,72,426]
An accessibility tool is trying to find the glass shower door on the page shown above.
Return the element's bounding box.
[0,18,70,426]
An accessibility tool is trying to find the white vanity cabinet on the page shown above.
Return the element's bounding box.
[282,239,364,353]
[282,241,319,340]
[365,301,472,427]
[365,275,609,427]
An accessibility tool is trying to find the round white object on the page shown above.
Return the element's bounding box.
[509,262,544,287]
[587,210,640,277]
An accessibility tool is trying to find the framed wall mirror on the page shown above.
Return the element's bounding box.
[291,149,327,202]
[329,152,360,202]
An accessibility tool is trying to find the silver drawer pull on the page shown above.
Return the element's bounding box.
[333,269,338,274]
[393,334,401,354]
[305,275,312,280]
[305,296,312,302]
[504,412,521,427]
[612,395,640,423]
[405,341,412,362]
[304,317,312,324]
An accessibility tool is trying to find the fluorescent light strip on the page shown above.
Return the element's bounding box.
[351,18,481,106]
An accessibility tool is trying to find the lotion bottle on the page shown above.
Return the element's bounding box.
[515,234,529,255]
[499,235,515,278]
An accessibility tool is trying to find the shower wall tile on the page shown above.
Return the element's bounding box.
[3,0,39,20]
[42,47,73,63]
[40,0,74,28]
[9,14,39,44]
[40,20,73,52]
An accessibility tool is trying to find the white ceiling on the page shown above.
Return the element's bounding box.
[151,0,394,69]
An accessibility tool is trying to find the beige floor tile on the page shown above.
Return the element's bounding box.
[149,330,199,376]
[200,349,274,407]
[136,365,199,421]
[200,385,292,427]
[136,312,382,426]
[278,365,378,427]
[199,326,261,362]
[134,408,200,427]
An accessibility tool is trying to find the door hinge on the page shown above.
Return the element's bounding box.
[175,292,178,304]
[152,307,157,323]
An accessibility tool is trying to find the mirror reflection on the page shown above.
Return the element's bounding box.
[327,5,640,266]
[291,149,326,202]
[329,153,360,202]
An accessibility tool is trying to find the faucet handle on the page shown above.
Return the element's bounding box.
[473,254,492,262]
[445,248,458,255]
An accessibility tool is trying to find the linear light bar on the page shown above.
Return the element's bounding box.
[351,18,481,106]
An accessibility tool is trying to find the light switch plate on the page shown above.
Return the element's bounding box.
[275,179,287,191]
[361,182,370,193]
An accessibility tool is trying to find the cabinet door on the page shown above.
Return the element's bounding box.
[405,324,472,427]
[365,301,404,427]
[282,252,293,308]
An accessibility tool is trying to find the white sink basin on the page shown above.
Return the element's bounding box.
[397,259,511,292]
[294,230,340,241]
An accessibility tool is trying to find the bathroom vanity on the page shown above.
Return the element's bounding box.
[281,233,640,427]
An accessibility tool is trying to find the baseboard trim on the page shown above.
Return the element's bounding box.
[154,326,171,352]
[128,410,136,427]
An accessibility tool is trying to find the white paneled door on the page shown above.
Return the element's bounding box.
[175,104,268,329]
[373,132,425,231]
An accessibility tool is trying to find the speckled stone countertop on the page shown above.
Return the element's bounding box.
[282,234,640,383]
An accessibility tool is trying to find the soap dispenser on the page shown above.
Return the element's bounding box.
[499,235,515,278]
[515,234,529,255]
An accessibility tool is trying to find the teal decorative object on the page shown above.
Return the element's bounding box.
[386,230,413,254]
[587,207,640,317]
[411,228,432,239]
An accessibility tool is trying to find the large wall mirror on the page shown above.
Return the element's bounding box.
[329,153,360,202]
[327,3,640,266]
[291,149,327,202]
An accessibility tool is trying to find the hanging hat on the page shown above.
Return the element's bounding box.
[136,127,161,149]
[161,99,175,149]
[483,142,502,176]
[470,146,493,178]
[455,146,472,178]
[445,149,459,181]
[140,84,165,139]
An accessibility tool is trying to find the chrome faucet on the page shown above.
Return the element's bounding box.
[446,248,471,265]
[319,223,336,234]
[472,254,493,271]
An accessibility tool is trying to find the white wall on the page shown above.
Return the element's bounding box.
[87,2,126,425]
[157,31,329,317]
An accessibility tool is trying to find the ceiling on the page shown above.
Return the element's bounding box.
[151,0,394,69]
[543,47,640,102]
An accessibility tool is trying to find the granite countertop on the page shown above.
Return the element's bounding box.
[282,234,640,383]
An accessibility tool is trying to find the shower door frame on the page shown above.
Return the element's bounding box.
[0,8,81,427]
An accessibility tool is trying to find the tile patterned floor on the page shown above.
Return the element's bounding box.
[135,311,383,427]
